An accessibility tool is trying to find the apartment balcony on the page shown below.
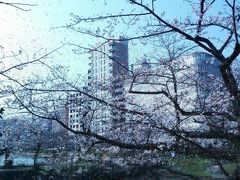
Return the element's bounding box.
[89,61,93,66]
[88,75,92,80]
[109,48,117,52]
[109,54,117,59]
[109,41,116,46]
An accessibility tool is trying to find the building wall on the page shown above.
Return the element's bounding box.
[124,52,224,127]
[87,37,129,133]
[66,88,90,135]
[51,105,68,134]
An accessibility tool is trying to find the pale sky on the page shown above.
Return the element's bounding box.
[0,0,233,116]
[0,0,226,80]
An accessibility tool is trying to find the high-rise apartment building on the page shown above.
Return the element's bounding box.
[193,52,221,96]
[125,52,223,119]
[177,52,222,110]
[51,105,69,134]
[87,37,129,133]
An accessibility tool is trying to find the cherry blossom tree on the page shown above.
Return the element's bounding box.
[2,0,240,177]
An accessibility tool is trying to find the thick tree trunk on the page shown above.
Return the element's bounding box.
[220,64,240,116]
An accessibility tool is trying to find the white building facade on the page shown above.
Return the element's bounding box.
[87,37,129,133]
[67,87,90,134]
[124,52,223,126]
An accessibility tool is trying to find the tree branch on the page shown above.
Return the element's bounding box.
[0,1,36,11]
